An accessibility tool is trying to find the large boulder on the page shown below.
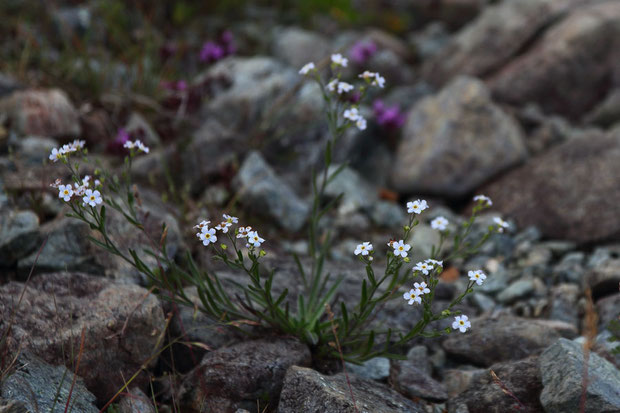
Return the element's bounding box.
[0,210,39,266]
[480,131,620,243]
[272,27,330,69]
[442,315,577,366]
[422,0,577,85]
[278,366,425,413]
[539,338,620,412]
[489,1,620,120]
[0,272,165,401]
[181,338,311,412]
[391,77,527,197]
[0,89,81,137]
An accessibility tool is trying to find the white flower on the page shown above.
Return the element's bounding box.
[425,258,443,267]
[82,175,91,186]
[407,199,429,214]
[215,221,232,233]
[327,79,338,92]
[431,216,449,231]
[337,82,354,94]
[135,140,150,153]
[194,220,211,230]
[82,189,102,207]
[468,270,487,286]
[493,217,509,233]
[473,195,492,206]
[344,107,361,122]
[237,226,252,238]
[355,117,367,131]
[49,148,64,162]
[123,141,135,149]
[358,71,376,81]
[247,231,265,248]
[354,242,373,256]
[299,62,316,75]
[331,53,348,67]
[197,228,217,246]
[74,184,87,196]
[392,240,411,258]
[371,74,386,88]
[58,184,73,202]
[413,261,431,275]
[50,179,62,188]
[413,281,430,295]
[452,315,471,333]
[94,179,101,187]
[403,289,421,305]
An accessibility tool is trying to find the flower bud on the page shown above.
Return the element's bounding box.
[259,250,267,257]
[403,257,410,263]
[221,244,227,250]
[404,225,410,231]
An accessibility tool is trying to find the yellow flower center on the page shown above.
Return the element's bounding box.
[459,321,464,325]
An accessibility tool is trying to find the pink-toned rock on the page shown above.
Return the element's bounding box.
[480,130,620,244]
[0,272,165,401]
[0,88,81,137]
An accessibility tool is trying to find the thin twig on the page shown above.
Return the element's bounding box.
[326,304,358,413]
[64,326,86,413]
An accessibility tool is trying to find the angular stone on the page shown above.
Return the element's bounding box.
[390,360,448,402]
[496,279,536,304]
[0,352,98,413]
[278,366,425,413]
[448,357,543,413]
[596,293,620,330]
[422,0,577,85]
[0,89,80,137]
[272,27,330,69]
[443,315,577,366]
[234,151,309,232]
[481,131,620,243]
[539,338,620,412]
[345,357,390,381]
[0,210,39,265]
[585,258,620,300]
[549,283,580,327]
[392,77,527,197]
[118,387,156,413]
[0,272,165,401]
[489,2,620,120]
[181,338,311,412]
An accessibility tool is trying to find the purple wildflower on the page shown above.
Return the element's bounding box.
[199,41,225,63]
[373,100,406,130]
[349,40,378,65]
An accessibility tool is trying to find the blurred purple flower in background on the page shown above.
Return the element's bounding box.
[373,100,406,130]
[107,128,131,155]
[161,80,188,92]
[200,30,235,63]
[349,40,377,65]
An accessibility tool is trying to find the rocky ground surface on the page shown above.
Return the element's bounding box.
[1,1,620,412]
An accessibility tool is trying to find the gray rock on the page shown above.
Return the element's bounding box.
[325,165,377,214]
[278,366,426,413]
[272,27,330,69]
[406,345,432,375]
[422,0,576,85]
[549,283,580,327]
[369,200,407,229]
[181,338,311,412]
[468,292,496,313]
[443,315,577,366]
[481,131,620,244]
[596,293,620,330]
[392,77,527,197]
[443,368,485,399]
[496,279,536,304]
[539,338,620,412]
[390,360,448,402]
[234,151,309,232]
[448,357,543,413]
[118,387,156,413]
[0,210,39,265]
[0,272,165,401]
[489,2,620,120]
[410,22,451,61]
[14,136,58,165]
[553,251,586,283]
[345,357,390,381]
[585,89,620,128]
[0,89,81,137]
[585,257,620,300]
[0,352,98,413]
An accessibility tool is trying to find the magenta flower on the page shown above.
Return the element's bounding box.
[373,100,406,130]
[107,128,131,155]
[200,41,225,63]
[349,40,378,65]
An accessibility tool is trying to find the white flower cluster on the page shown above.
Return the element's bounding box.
[403,281,430,305]
[343,107,367,131]
[407,199,428,214]
[55,175,102,207]
[48,139,86,162]
[413,258,443,275]
[331,53,348,67]
[358,71,385,88]
[123,140,150,153]
[195,214,265,249]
